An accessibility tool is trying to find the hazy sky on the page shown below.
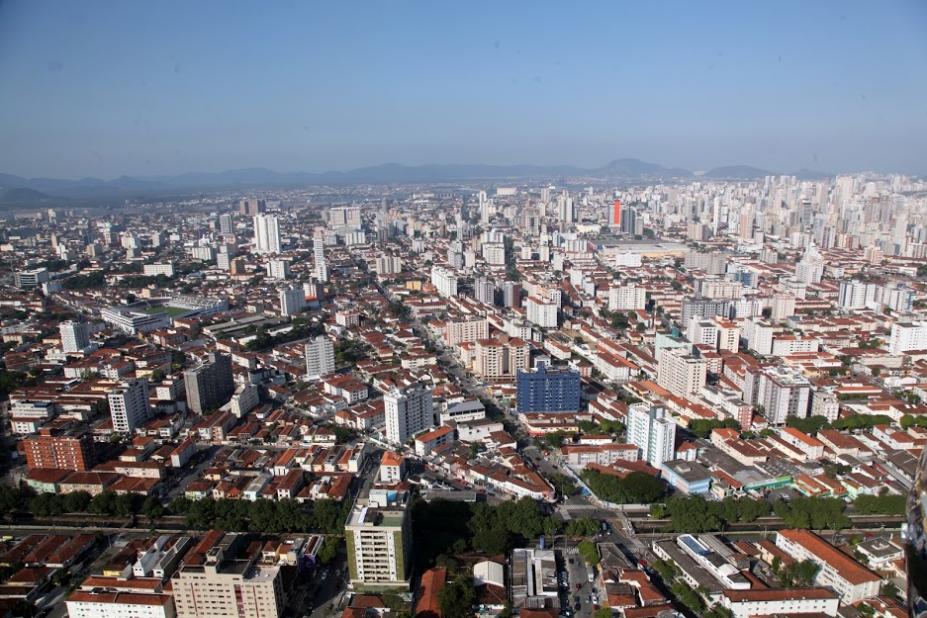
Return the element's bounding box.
[1,1,926,178]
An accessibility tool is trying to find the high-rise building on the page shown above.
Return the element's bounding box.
[430,266,458,298]
[108,379,150,434]
[384,383,434,445]
[172,532,285,618]
[346,488,412,590]
[239,198,266,216]
[266,259,290,279]
[503,281,522,308]
[890,321,927,355]
[252,214,281,254]
[516,363,581,414]
[473,338,530,381]
[608,282,646,311]
[473,276,495,305]
[184,353,234,414]
[444,317,489,346]
[656,347,707,397]
[620,205,637,235]
[313,231,328,283]
[305,335,335,380]
[526,296,558,328]
[374,255,403,276]
[218,213,234,235]
[610,199,622,228]
[627,404,676,468]
[23,425,95,471]
[746,365,811,425]
[278,286,305,317]
[59,320,91,353]
[329,206,362,230]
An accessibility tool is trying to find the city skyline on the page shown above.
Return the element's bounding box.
[1,1,926,178]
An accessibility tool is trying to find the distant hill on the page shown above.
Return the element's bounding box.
[0,187,54,207]
[703,165,773,179]
[0,158,835,202]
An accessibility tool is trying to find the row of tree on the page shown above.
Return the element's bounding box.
[651,495,772,532]
[169,496,348,534]
[580,469,667,504]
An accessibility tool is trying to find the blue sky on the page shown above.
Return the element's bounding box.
[1,1,926,178]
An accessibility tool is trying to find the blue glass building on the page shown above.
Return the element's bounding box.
[516,364,581,414]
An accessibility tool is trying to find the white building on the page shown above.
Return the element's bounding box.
[108,379,150,434]
[775,529,880,604]
[278,286,305,317]
[526,296,558,328]
[608,282,646,311]
[627,404,676,468]
[444,317,489,346]
[430,266,458,298]
[721,589,839,618]
[60,320,91,353]
[747,366,811,425]
[384,383,434,445]
[253,214,282,254]
[66,592,175,618]
[143,263,175,277]
[656,347,707,397]
[266,259,290,279]
[889,321,927,355]
[305,335,335,380]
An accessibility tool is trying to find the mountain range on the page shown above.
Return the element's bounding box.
[0,158,832,205]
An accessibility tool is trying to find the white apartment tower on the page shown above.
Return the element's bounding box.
[305,335,336,380]
[384,383,434,445]
[60,321,91,353]
[627,404,676,467]
[108,379,150,434]
[279,286,305,317]
[252,214,281,254]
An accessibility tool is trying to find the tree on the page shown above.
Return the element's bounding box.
[142,496,164,520]
[593,609,613,618]
[581,470,667,504]
[564,517,600,537]
[577,540,599,567]
[317,536,340,565]
[438,575,476,618]
[853,494,906,515]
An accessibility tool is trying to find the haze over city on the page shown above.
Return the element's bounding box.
[1,1,927,179]
[2,3,927,618]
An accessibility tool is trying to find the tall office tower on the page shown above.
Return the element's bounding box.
[184,353,234,414]
[313,232,329,283]
[473,276,495,305]
[746,366,811,425]
[656,347,707,397]
[346,489,412,590]
[627,404,676,467]
[430,266,458,298]
[239,198,266,216]
[516,363,581,414]
[795,242,824,284]
[252,214,281,254]
[610,199,622,227]
[620,205,637,235]
[172,532,285,618]
[478,190,490,224]
[59,320,90,353]
[384,383,434,445]
[266,258,290,279]
[108,379,150,434]
[304,335,335,380]
[279,286,305,317]
[218,213,234,235]
[503,281,522,308]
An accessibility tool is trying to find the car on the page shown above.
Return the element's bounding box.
[568,558,574,564]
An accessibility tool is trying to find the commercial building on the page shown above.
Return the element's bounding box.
[108,379,151,434]
[627,404,676,468]
[516,364,580,414]
[101,307,171,335]
[346,489,412,590]
[384,383,434,445]
[14,267,49,289]
[304,335,335,380]
[184,353,234,414]
[510,548,558,609]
